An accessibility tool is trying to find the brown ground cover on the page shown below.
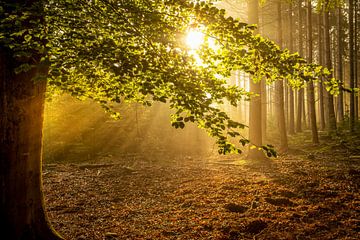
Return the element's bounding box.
[44,142,360,240]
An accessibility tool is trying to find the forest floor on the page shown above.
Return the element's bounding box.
[44,133,360,240]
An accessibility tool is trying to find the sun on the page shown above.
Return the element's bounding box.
[186,30,205,50]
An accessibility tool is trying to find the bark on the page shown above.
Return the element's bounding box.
[324,2,337,132]
[306,0,319,144]
[318,12,326,130]
[288,3,295,135]
[349,0,356,128]
[261,79,267,142]
[0,1,63,239]
[355,1,359,120]
[337,6,344,122]
[276,0,288,151]
[296,0,304,132]
[259,10,267,142]
[0,48,63,240]
[247,0,266,160]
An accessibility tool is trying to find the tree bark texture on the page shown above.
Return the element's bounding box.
[0,1,63,239]
[276,0,288,151]
[0,47,63,240]
[355,1,359,120]
[317,12,326,130]
[288,3,295,135]
[349,0,355,131]
[324,3,337,132]
[247,0,266,160]
[337,6,344,122]
[306,0,319,144]
[296,0,304,132]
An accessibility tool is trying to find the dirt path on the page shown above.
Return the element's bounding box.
[44,152,360,240]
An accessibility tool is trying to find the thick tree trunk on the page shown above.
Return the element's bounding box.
[0,48,63,240]
[306,0,319,144]
[247,0,266,160]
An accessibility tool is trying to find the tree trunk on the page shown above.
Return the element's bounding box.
[306,0,319,144]
[247,0,266,160]
[261,79,267,142]
[0,1,63,238]
[288,3,295,135]
[355,1,359,121]
[336,6,344,123]
[349,0,355,131]
[318,12,326,130]
[259,10,267,142]
[276,0,288,151]
[324,2,337,132]
[0,47,63,239]
[296,0,304,133]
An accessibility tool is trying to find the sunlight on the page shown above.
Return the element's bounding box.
[186,30,205,50]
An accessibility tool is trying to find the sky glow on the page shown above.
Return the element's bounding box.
[186,30,205,50]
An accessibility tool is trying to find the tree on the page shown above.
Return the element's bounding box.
[247,0,266,159]
[288,2,295,135]
[317,10,326,130]
[0,0,331,238]
[323,0,337,132]
[306,0,319,144]
[275,0,288,151]
[0,1,63,239]
[349,0,356,131]
[336,5,344,123]
[296,0,305,132]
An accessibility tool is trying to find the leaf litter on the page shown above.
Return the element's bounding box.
[44,149,359,239]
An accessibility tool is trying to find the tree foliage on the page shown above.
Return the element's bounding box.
[0,0,332,156]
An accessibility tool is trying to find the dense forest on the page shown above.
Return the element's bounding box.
[1,0,359,239]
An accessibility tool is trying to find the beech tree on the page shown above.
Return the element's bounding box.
[349,0,355,131]
[247,0,266,159]
[323,0,337,132]
[306,0,319,144]
[275,0,288,151]
[0,0,331,239]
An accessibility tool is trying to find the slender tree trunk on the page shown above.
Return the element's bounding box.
[337,6,344,122]
[324,1,337,132]
[288,3,295,134]
[306,0,319,144]
[296,0,304,132]
[261,79,267,141]
[247,0,266,159]
[349,0,355,131]
[276,0,288,151]
[318,12,326,130]
[259,10,267,142]
[354,1,358,121]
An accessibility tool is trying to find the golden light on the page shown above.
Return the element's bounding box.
[186,30,205,50]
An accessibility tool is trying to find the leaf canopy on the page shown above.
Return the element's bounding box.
[0,0,332,156]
